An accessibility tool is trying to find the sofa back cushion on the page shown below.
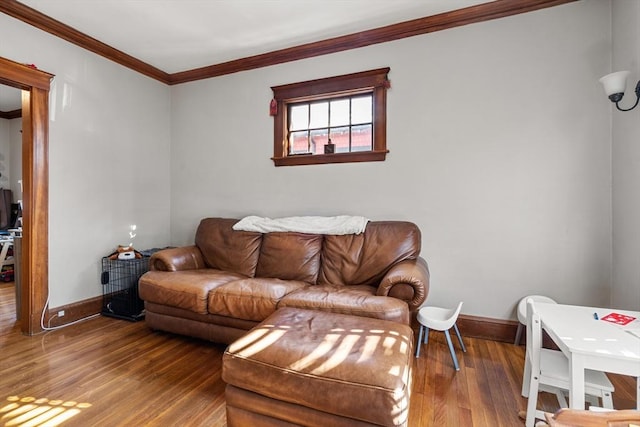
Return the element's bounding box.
[195,218,262,278]
[255,232,323,283]
[318,221,421,286]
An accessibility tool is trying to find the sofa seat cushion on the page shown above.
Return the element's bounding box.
[222,308,414,426]
[278,284,410,324]
[208,278,308,322]
[139,269,246,315]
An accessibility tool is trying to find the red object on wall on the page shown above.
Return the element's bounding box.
[269,99,278,116]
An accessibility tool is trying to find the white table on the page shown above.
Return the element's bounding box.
[536,303,640,410]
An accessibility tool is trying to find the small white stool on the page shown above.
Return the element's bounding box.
[415,302,466,371]
[513,295,557,345]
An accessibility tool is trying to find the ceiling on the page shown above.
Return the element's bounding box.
[18,0,487,74]
[1,0,490,112]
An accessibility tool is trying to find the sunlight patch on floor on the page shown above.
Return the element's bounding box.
[0,396,91,427]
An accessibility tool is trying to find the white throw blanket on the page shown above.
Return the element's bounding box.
[232,215,369,235]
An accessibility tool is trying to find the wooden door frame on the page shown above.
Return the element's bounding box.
[0,56,52,335]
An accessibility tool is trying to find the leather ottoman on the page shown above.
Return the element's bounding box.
[222,307,414,427]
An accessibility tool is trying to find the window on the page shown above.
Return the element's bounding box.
[271,68,390,166]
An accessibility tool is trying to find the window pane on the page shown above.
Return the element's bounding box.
[330,99,350,127]
[329,127,350,153]
[289,104,309,131]
[309,102,328,129]
[289,131,309,154]
[310,129,329,154]
[351,95,372,124]
[351,124,372,151]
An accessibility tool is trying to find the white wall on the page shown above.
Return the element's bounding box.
[0,15,172,307]
[9,118,22,201]
[611,0,640,311]
[0,116,22,207]
[0,118,9,190]
[0,107,23,204]
[0,116,20,207]
[0,1,620,319]
[171,1,612,319]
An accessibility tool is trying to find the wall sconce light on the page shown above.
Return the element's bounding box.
[599,71,640,112]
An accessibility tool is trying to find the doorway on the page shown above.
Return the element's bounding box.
[0,56,52,335]
[0,81,22,322]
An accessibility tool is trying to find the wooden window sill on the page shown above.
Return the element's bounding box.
[272,150,388,166]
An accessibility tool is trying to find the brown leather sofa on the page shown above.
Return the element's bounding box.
[138,217,430,344]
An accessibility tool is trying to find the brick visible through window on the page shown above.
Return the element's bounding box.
[271,68,390,166]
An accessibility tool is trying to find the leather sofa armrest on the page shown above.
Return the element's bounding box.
[149,245,206,271]
[377,257,430,311]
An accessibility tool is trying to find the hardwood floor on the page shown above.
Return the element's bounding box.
[0,282,636,426]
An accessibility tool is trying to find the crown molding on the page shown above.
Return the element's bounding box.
[2,0,576,86]
[0,109,21,119]
[169,0,577,85]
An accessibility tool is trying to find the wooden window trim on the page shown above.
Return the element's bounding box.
[271,68,390,167]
